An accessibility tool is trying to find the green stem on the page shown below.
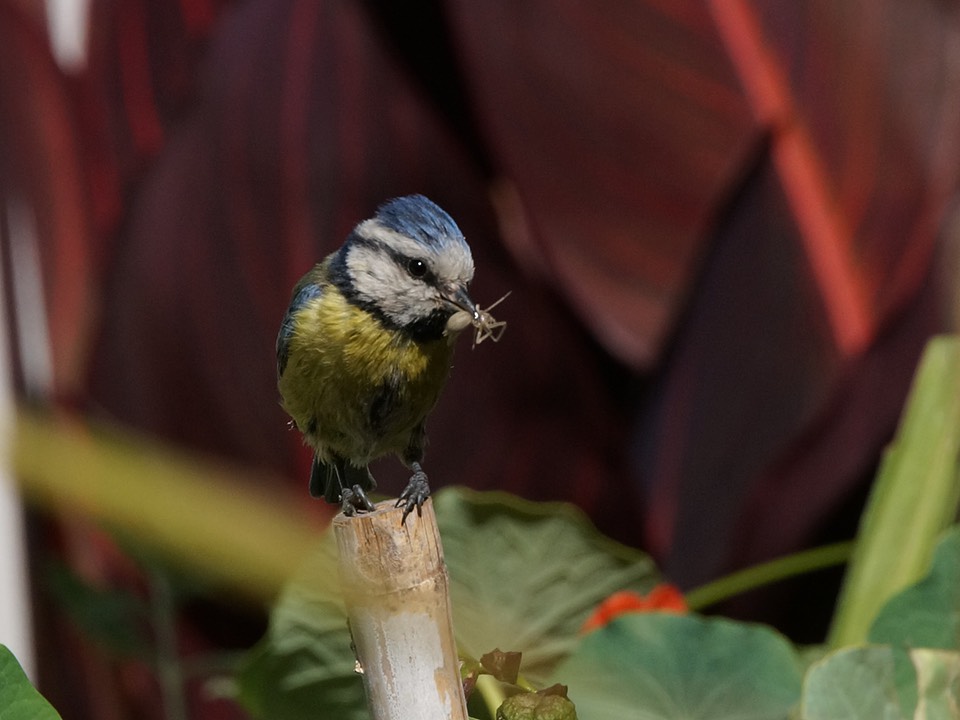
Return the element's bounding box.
[475,674,507,719]
[515,674,537,692]
[149,569,189,720]
[684,541,854,612]
[826,337,960,648]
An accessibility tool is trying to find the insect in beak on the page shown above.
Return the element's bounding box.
[443,291,510,347]
[470,292,510,347]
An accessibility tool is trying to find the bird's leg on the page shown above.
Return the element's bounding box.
[338,463,377,516]
[396,461,430,523]
[340,484,376,516]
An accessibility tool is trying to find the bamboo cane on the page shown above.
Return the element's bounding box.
[333,498,468,720]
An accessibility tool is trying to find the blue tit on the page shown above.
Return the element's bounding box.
[276,195,478,522]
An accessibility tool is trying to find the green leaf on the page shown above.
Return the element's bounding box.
[553,613,802,719]
[801,646,903,720]
[0,645,62,720]
[235,536,368,720]
[799,646,960,720]
[829,336,960,648]
[911,649,960,720]
[437,488,658,684]
[870,526,960,650]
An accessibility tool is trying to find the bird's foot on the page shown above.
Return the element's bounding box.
[340,484,376,517]
[396,463,430,524]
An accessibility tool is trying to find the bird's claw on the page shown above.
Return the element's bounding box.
[396,467,430,524]
[340,484,376,517]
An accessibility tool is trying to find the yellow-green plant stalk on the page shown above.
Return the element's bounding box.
[11,411,322,602]
[828,335,960,648]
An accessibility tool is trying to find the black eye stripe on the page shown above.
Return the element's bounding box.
[345,234,440,285]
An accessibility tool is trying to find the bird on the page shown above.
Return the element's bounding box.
[276,195,478,522]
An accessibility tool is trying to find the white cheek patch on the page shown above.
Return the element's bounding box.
[347,245,437,326]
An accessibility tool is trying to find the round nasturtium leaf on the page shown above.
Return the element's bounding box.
[437,488,659,685]
[553,613,803,720]
[870,526,960,651]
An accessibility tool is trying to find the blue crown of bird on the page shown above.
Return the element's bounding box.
[276,194,505,522]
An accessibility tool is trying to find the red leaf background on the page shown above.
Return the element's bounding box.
[2,0,958,715]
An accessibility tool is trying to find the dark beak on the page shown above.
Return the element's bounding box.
[444,285,478,320]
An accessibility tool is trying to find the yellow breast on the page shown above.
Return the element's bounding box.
[278,284,455,464]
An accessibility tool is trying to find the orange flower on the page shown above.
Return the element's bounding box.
[581,584,687,633]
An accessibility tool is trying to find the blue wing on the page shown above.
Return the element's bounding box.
[276,280,323,378]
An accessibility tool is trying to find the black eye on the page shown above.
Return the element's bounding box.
[407,258,428,278]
